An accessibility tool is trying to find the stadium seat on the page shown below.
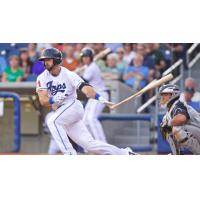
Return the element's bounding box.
[26,74,37,81]
[0,56,7,73]
[7,49,19,57]
[0,43,11,50]
[15,43,28,48]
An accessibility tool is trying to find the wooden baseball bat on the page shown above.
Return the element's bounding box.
[109,73,173,110]
[94,48,112,61]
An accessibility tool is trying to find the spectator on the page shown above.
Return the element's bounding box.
[116,47,128,75]
[105,43,123,52]
[166,43,187,63]
[36,43,52,52]
[19,48,33,80]
[74,43,86,60]
[160,44,173,68]
[136,44,156,97]
[93,43,105,54]
[1,55,24,82]
[101,53,120,80]
[93,43,106,69]
[123,43,136,65]
[51,43,64,51]
[180,87,200,112]
[28,43,39,63]
[62,44,79,71]
[147,43,166,78]
[123,53,149,91]
[0,56,7,77]
[180,78,200,102]
[136,44,155,79]
[136,44,155,69]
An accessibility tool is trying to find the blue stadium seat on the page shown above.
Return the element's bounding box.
[0,56,8,73]
[26,74,37,81]
[15,43,28,48]
[8,49,19,57]
[0,43,11,50]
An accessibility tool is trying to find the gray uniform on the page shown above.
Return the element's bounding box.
[162,99,200,154]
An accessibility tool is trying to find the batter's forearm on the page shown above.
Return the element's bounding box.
[39,96,51,107]
[171,114,187,126]
[81,85,96,99]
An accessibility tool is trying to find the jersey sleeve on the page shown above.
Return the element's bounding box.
[171,101,190,120]
[68,71,84,89]
[36,75,47,92]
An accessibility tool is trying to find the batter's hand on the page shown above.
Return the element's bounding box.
[103,101,115,107]
[98,96,115,106]
[52,94,67,105]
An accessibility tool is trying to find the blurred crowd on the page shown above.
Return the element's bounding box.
[0,43,192,92]
[0,43,199,112]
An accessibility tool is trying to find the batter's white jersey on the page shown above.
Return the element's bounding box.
[82,62,106,93]
[36,66,130,155]
[36,66,84,108]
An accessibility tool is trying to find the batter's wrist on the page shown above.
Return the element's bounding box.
[49,97,54,105]
[95,93,101,100]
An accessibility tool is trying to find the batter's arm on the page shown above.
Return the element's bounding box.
[81,85,96,99]
[37,90,51,107]
[79,83,114,106]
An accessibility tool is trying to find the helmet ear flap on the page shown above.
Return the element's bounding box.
[53,58,62,65]
[53,51,62,65]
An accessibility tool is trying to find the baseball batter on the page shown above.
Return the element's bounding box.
[78,47,108,142]
[159,84,200,154]
[36,48,134,155]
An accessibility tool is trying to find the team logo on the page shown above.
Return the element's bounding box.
[46,81,66,95]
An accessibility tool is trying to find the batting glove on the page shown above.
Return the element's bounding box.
[49,94,67,105]
[95,94,114,106]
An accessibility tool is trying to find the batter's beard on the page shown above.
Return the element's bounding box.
[45,64,54,72]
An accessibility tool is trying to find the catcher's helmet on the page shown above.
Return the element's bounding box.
[39,48,62,65]
[159,84,181,105]
[80,47,94,59]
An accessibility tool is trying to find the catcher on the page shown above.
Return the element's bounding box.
[159,84,200,155]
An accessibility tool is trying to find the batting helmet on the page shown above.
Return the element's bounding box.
[80,47,94,59]
[39,48,62,65]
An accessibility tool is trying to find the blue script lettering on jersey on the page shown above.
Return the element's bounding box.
[46,81,66,95]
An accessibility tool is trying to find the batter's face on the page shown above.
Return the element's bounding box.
[82,56,91,65]
[44,58,54,71]
[160,93,172,106]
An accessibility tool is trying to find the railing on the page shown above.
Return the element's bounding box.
[99,113,152,152]
[186,43,200,77]
[0,92,21,152]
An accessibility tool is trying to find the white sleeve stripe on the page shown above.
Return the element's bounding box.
[36,87,48,91]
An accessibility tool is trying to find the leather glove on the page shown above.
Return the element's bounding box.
[160,122,172,140]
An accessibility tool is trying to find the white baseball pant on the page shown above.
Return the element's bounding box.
[48,138,60,154]
[45,112,65,154]
[83,91,108,142]
[47,99,129,155]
